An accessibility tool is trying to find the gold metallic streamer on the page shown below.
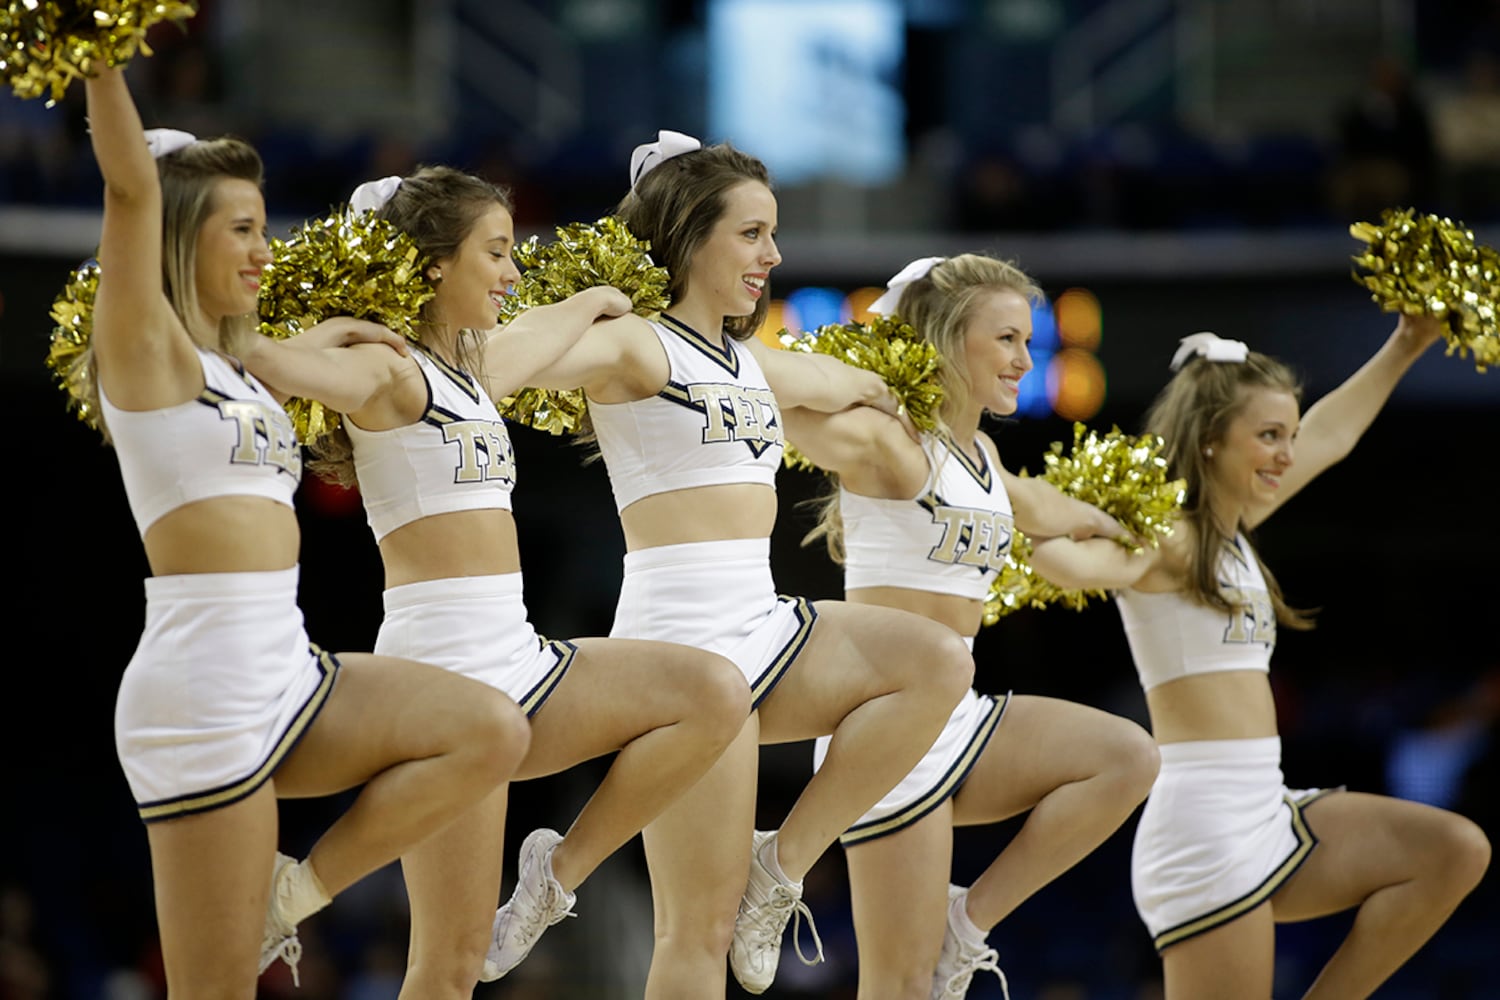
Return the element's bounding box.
[257,209,433,442]
[2,0,197,103]
[983,423,1185,624]
[1350,207,1500,372]
[779,314,945,472]
[45,259,103,431]
[496,216,672,435]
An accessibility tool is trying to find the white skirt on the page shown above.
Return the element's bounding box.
[115,567,337,823]
[1131,736,1336,951]
[376,573,574,716]
[613,538,815,707]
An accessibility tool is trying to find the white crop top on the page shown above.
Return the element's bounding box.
[99,348,302,538]
[842,433,1014,601]
[346,349,517,542]
[1115,533,1276,691]
[589,316,784,512]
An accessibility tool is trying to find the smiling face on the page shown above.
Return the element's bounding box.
[192,177,271,323]
[959,288,1034,417]
[1207,386,1299,513]
[428,203,520,332]
[682,179,780,320]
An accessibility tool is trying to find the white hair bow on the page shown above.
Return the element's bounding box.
[350,175,404,215]
[630,129,703,189]
[868,256,946,316]
[144,128,197,159]
[1170,331,1250,372]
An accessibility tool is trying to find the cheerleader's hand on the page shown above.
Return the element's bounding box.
[1392,311,1446,354]
[579,285,633,319]
[1069,503,1133,544]
[864,380,919,440]
[294,317,410,355]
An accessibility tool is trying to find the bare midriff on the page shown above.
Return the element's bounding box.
[1145,669,1279,744]
[618,483,779,551]
[844,586,980,638]
[142,497,301,576]
[378,508,522,588]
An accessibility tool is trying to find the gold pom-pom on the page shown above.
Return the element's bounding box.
[982,423,1184,623]
[496,216,672,435]
[44,259,103,430]
[257,209,433,442]
[2,0,197,104]
[1350,207,1500,372]
[779,314,944,472]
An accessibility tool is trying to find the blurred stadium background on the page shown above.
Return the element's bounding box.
[2,1,1496,997]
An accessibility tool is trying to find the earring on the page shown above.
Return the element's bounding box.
[428,267,442,282]
[1204,447,1214,458]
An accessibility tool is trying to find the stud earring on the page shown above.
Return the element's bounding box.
[1204,447,1214,458]
[428,267,442,282]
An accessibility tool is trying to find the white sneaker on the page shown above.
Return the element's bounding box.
[479,828,576,982]
[259,853,304,986]
[931,884,1008,1000]
[729,830,825,994]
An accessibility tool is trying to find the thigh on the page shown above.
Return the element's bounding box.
[146,783,279,994]
[517,637,747,781]
[1160,904,1276,1000]
[642,716,761,932]
[274,652,514,798]
[951,696,1152,826]
[1271,790,1483,923]
[756,600,970,744]
[845,805,955,977]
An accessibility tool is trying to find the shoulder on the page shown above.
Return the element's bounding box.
[975,430,1003,465]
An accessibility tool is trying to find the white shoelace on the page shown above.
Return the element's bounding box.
[942,944,1007,1000]
[516,879,575,945]
[755,884,825,967]
[264,935,303,987]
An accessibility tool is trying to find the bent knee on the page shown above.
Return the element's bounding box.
[688,655,754,729]
[1437,813,1491,891]
[1110,721,1161,799]
[465,692,532,782]
[916,627,976,700]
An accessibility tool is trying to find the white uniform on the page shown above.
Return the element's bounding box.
[107,349,336,823]
[347,350,574,712]
[814,434,1012,845]
[590,316,809,706]
[1118,534,1336,951]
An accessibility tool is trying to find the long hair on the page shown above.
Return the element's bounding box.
[80,137,264,443]
[803,254,1044,563]
[613,142,773,341]
[308,166,514,485]
[1143,350,1315,629]
[158,137,265,350]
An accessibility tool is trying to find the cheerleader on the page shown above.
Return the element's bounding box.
[80,68,530,991]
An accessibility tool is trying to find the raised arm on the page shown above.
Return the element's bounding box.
[85,68,196,405]
[477,286,633,401]
[745,336,902,417]
[1245,312,1444,527]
